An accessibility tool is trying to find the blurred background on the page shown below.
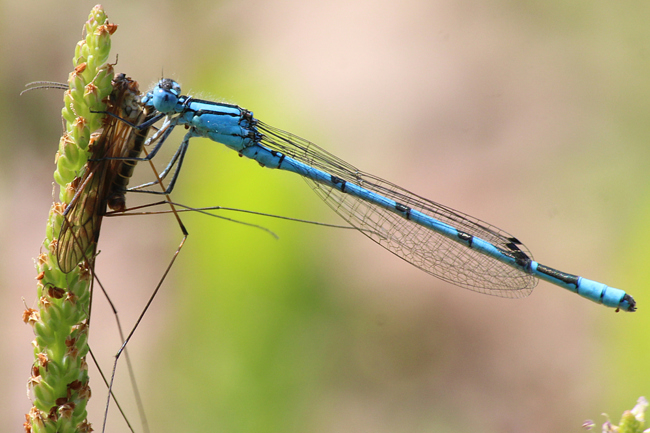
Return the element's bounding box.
[2,1,649,432]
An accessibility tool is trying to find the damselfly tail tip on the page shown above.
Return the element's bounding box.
[619,294,636,312]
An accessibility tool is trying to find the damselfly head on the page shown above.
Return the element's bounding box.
[144,78,183,114]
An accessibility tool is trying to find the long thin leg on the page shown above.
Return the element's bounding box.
[92,114,178,164]
[127,130,193,194]
[99,109,165,131]
[59,215,146,433]
[101,147,189,433]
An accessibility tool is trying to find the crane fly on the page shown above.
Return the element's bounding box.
[56,73,153,273]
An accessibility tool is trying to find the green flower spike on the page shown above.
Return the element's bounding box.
[23,5,117,433]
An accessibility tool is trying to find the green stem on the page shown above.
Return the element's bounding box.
[24,5,116,433]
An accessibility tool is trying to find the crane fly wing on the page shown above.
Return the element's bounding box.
[57,130,113,273]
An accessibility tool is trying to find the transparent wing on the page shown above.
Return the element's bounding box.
[57,139,110,273]
[257,122,537,297]
[57,119,134,273]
